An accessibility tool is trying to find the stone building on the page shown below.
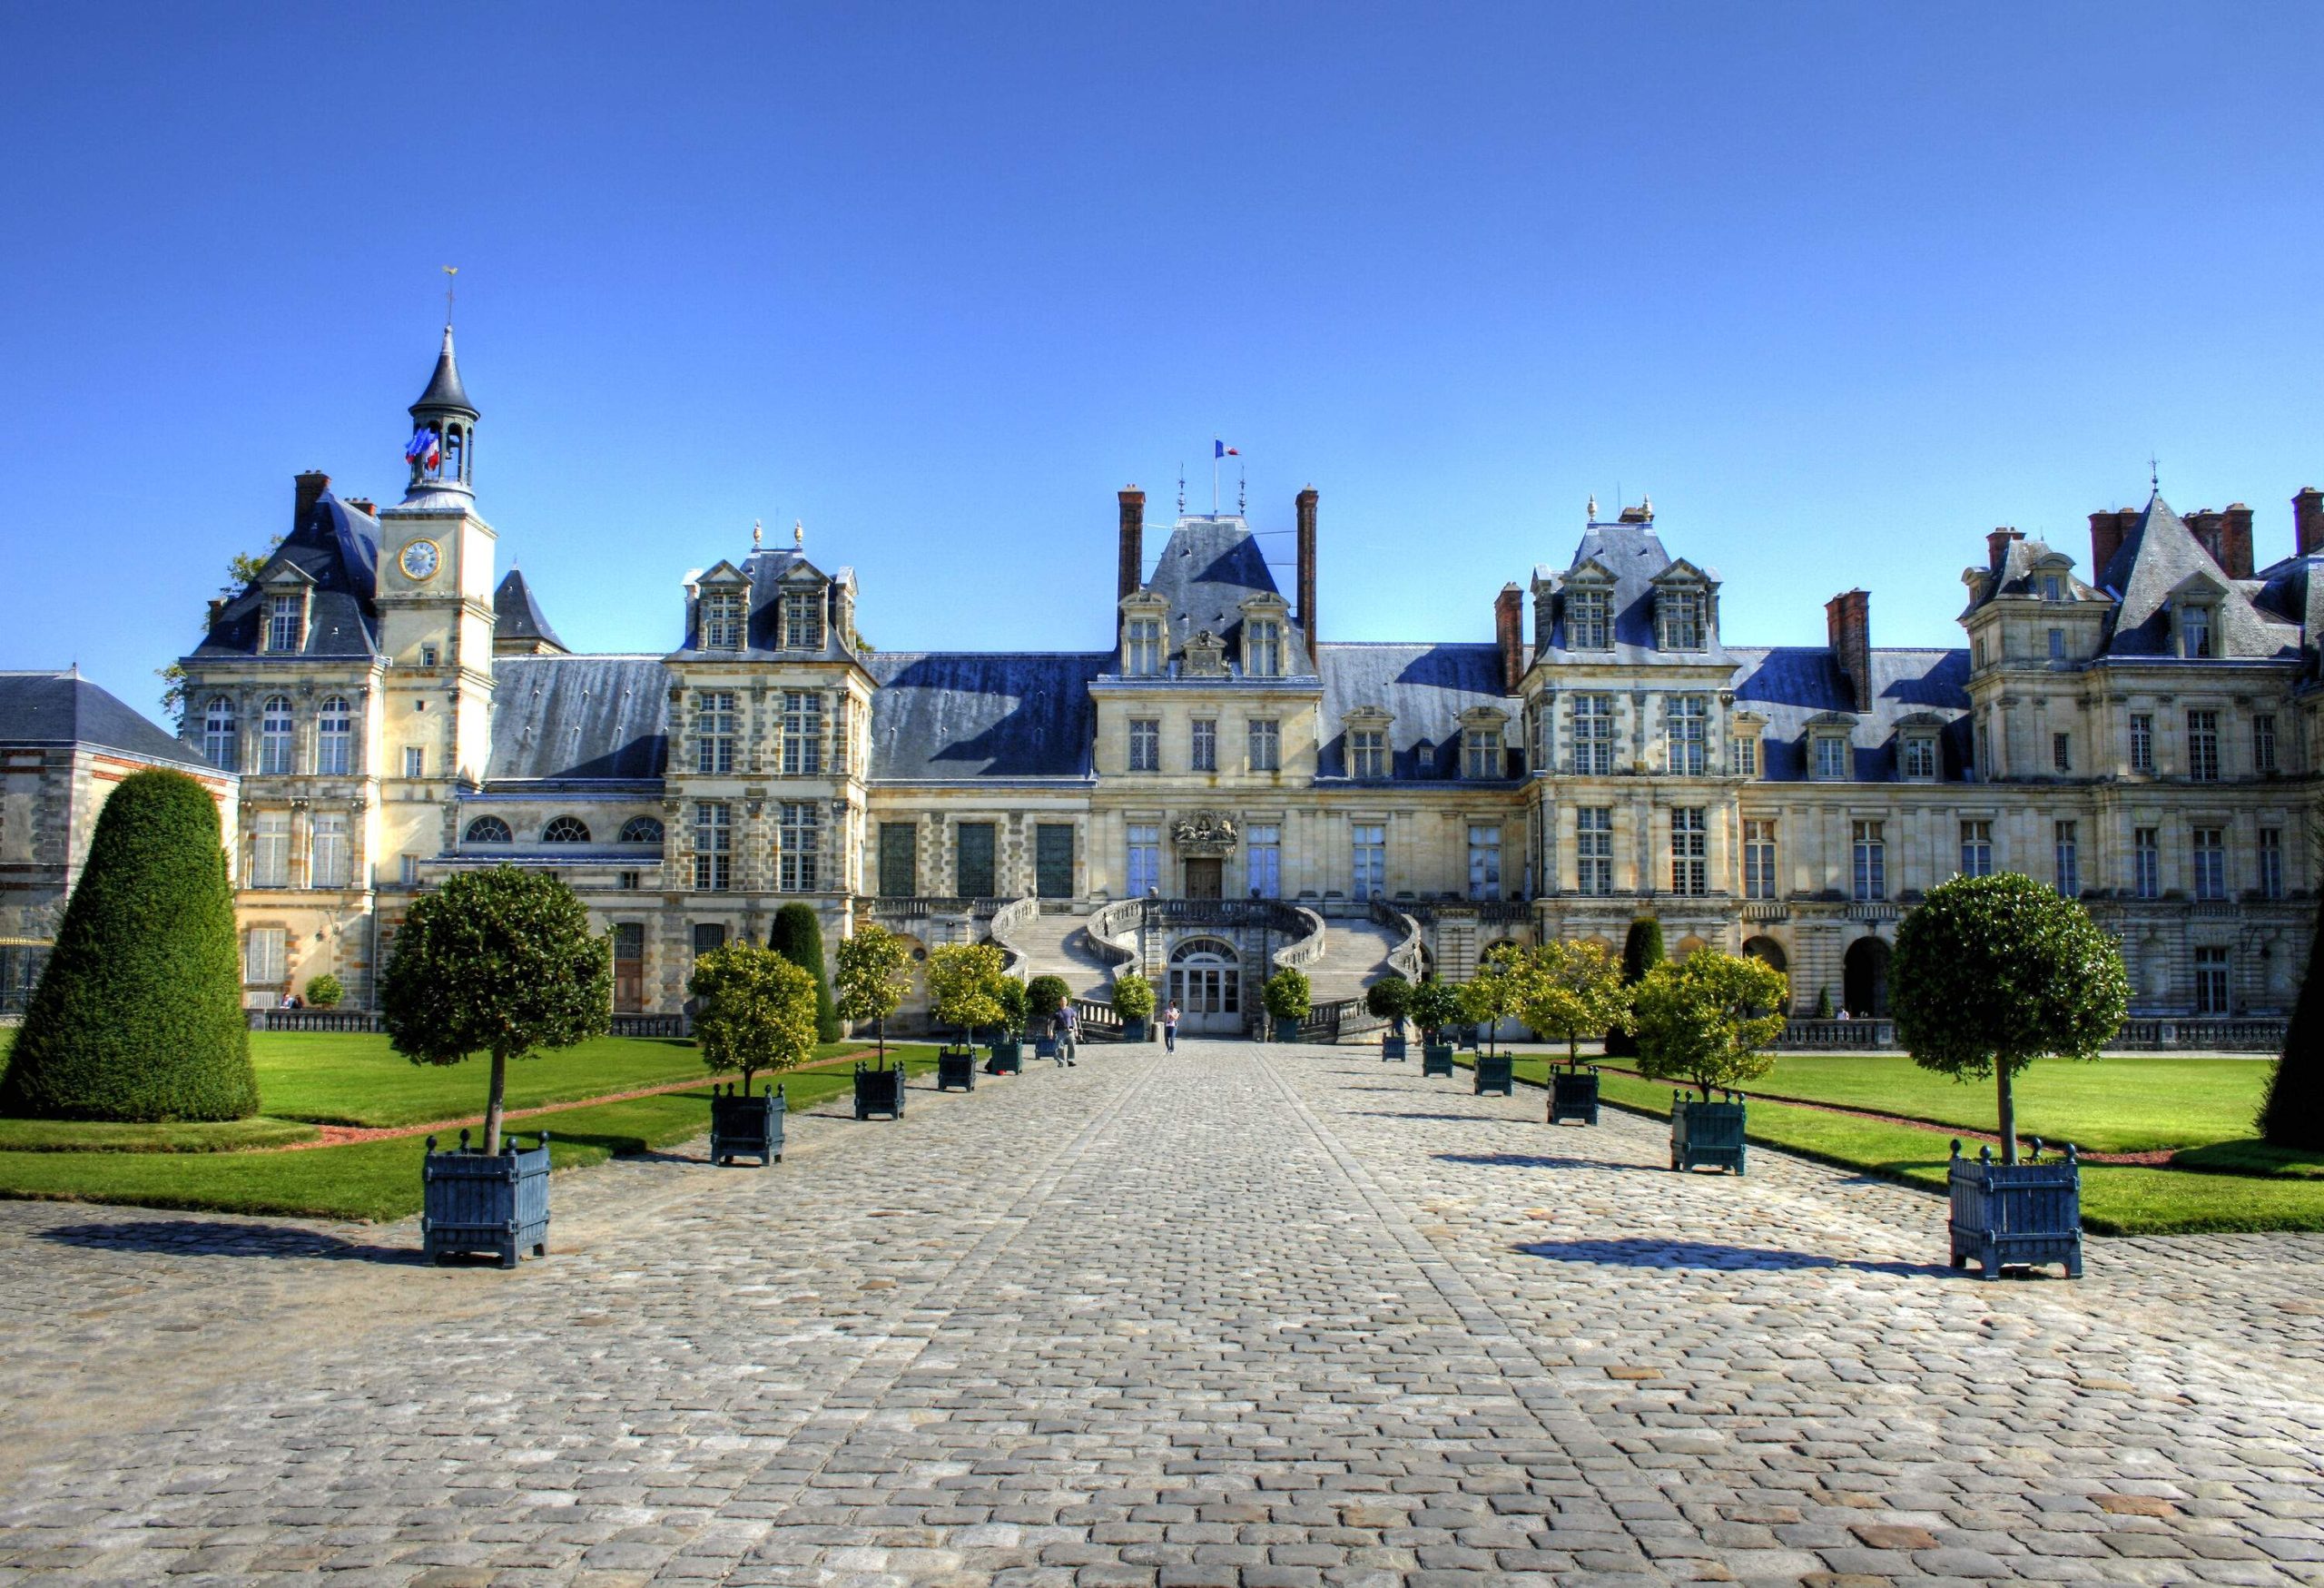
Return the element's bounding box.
[172,329,2319,1028]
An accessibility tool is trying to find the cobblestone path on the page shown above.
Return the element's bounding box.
[3,1042,2322,1586]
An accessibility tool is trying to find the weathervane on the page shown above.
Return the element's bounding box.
[1177,464,1186,516]
[753,518,763,549]
[2150,452,2161,493]
[442,265,458,327]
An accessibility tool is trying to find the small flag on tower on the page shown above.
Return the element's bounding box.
[405,425,440,469]
[1215,440,1239,458]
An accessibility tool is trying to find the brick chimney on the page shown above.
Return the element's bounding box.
[1826,588,1872,713]
[2297,488,2324,557]
[1295,486,1320,649]
[1494,584,1524,694]
[294,469,330,527]
[1985,527,2022,573]
[2186,508,2227,570]
[345,497,376,518]
[2221,504,2254,579]
[1116,487,1145,636]
[2088,509,2137,588]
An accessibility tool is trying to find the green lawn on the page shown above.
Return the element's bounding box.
[0,1116,320,1153]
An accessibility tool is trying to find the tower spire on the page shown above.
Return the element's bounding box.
[405,313,479,499]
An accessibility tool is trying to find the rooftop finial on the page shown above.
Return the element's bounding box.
[1237,463,1246,515]
[2150,452,2161,494]
[442,264,458,329]
[1587,493,1598,521]
[753,518,763,549]
[1177,465,1186,516]
[793,518,804,550]
[1640,491,1653,518]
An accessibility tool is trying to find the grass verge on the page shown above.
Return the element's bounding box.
[0,1117,320,1153]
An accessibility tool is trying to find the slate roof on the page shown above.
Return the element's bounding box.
[1728,646,1973,780]
[191,489,381,659]
[1533,519,1729,665]
[1316,643,1515,780]
[2253,552,2324,652]
[0,671,212,767]
[411,327,475,416]
[2084,495,2299,660]
[494,569,567,652]
[865,652,1108,780]
[1131,516,1315,676]
[485,656,669,783]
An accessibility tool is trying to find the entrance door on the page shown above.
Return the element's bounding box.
[613,923,645,1012]
[1036,824,1074,898]
[1184,857,1224,899]
[1167,937,1242,1033]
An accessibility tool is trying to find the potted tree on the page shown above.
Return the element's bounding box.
[927,942,1003,1094]
[304,973,344,1011]
[1366,974,1413,1060]
[1459,944,1521,1094]
[1631,949,1787,1175]
[379,866,611,1265]
[689,942,813,1167]
[1263,966,1312,1042]
[1893,873,2127,1278]
[834,922,911,1068]
[1111,970,1156,1042]
[1511,938,1629,1125]
[990,976,1030,1072]
[1410,978,1462,1077]
[1028,974,1069,1060]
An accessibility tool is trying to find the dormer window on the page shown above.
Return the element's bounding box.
[266,593,302,653]
[1566,587,1610,650]
[1807,714,1856,782]
[1901,734,1938,781]
[702,589,745,650]
[1730,719,1761,779]
[1463,725,1504,780]
[1659,588,1705,651]
[1246,618,1283,678]
[2180,602,2213,659]
[1344,705,1393,779]
[2042,575,2063,602]
[1125,616,1163,676]
[1815,735,1848,780]
[783,587,824,650]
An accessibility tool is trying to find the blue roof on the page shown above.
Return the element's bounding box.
[192,489,380,660]
[866,652,1108,779]
[1317,642,1512,779]
[486,656,669,782]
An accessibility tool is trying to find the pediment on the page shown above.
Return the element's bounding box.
[1343,705,1394,729]
[696,560,750,587]
[1651,557,1713,587]
[261,562,318,589]
[1563,557,1617,587]
[2167,568,2229,603]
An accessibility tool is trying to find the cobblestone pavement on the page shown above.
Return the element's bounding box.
[2,1042,2323,1586]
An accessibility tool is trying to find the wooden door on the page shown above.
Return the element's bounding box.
[1185,857,1223,899]
[613,922,645,1012]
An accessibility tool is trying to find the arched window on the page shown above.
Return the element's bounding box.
[542,816,592,843]
[316,695,354,775]
[618,815,665,845]
[464,815,513,844]
[202,697,237,771]
[259,695,295,775]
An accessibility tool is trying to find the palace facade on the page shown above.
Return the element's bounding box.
[172,329,2323,1030]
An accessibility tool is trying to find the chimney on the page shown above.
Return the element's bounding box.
[206,597,228,630]
[294,469,330,526]
[1295,486,1320,648]
[345,497,376,518]
[1826,588,1872,713]
[2186,508,2228,570]
[2221,504,2254,580]
[2089,509,2135,588]
[2296,488,2324,557]
[1116,487,1145,645]
[1985,527,2019,573]
[1494,584,1524,694]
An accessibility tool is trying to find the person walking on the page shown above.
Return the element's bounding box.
[1059,1001,1078,1066]
[1162,1000,1180,1052]
[1048,1009,1070,1066]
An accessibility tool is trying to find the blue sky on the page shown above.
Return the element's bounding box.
[6,3,2323,720]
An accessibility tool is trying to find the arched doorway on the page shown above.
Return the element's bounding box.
[1743,936,1791,1014]
[1842,936,1891,1019]
[1168,936,1243,1035]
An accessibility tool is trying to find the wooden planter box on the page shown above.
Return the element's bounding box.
[1272,1015,1304,1042]
[1549,1066,1600,1125]
[987,1039,1023,1075]
[709,1081,786,1167]
[1949,1140,2083,1279]
[853,1061,906,1119]
[1381,1033,1407,1061]
[1421,1042,1455,1077]
[936,1048,978,1091]
[1121,1017,1148,1042]
[1472,1052,1515,1096]
[1034,1035,1059,1060]
[1670,1093,1748,1174]
[422,1130,551,1267]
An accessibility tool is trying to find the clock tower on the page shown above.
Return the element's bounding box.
[375,327,497,872]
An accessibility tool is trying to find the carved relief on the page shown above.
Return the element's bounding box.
[1171,810,1239,856]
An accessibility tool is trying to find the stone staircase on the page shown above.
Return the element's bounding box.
[995,908,1123,998]
[1304,915,1408,1004]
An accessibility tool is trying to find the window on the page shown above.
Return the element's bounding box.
[259,695,295,775]
[1852,821,1886,902]
[879,823,917,897]
[1733,733,1759,779]
[1744,818,1777,900]
[1128,718,1159,773]
[541,816,590,843]
[1125,616,1163,676]
[778,802,821,892]
[618,872,641,891]
[2043,575,2063,602]
[2181,604,2213,659]
[1467,824,1502,901]
[2191,825,2227,901]
[1566,588,1610,650]
[1975,720,1991,779]
[403,745,425,780]
[2260,827,2285,901]
[251,813,290,888]
[1464,726,1503,780]
[1190,718,1216,773]
[956,822,997,898]
[1814,735,1848,781]
[2134,827,2160,899]
[1351,823,1385,900]
[702,588,745,650]
[2188,710,2220,782]
[1659,587,1705,650]
[1248,719,1281,774]
[695,691,738,774]
[1246,824,1280,898]
[692,922,727,959]
[781,692,823,776]
[1669,807,1708,895]
[1126,824,1160,898]
[2130,714,2153,774]
[307,695,353,774]
[783,588,824,650]
[2053,821,2078,899]
[693,803,732,891]
[1901,735,1936,780]
[2256,715,2279,774]
[2053,732,2071,774]
[311,814,350,889]
[1960,819,1993,878]
[1974,636,1987,669]
[2047,627,2065,660]
[1246,619,1283,678]
[2195,946,2230,1015]
[244,926,286,987]
[1350,727,1387,780]
[266,593,301,654]
[421,645,438,668]
[202,697,237,771]
[464,815,512,843]
[619,815,665,845]
[1573,695,1615,775]
[1664,697,1707,775]
[1576,807,1614,895]
[400,853,419,885]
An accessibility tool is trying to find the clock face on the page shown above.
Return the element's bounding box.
[399,539,441,581]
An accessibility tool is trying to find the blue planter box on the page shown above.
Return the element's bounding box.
[1473,1052,1515,1096]
[422,1129,551,1267]
[1949,1140,2083,1279]
[1034,1035,1059,1060]
[1549,1066,1600,1125]
[709,1081,785,1167]
[1272,1015,1303,1042]
[1421,1043,1455,1077]
[936,1048,978,1091]
[853,1061,906,1119]
[1671,1093,1747,1174]
[1382,1033,1407,1061]
[987,1040,1023,1075]
[1121,1017,1148,1042]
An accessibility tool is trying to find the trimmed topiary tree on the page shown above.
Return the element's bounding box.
[304,973,344,1010]
[381,865,612,1154]
[1111,969,1156,1024]
[1027,974,1070,1026]
[1605,917,1664,1056]
[1364,973,1413,1031]
[690,942,817,1090]
[834,923,911,1064]
[1631,949,1789,1100]
[769,903,842,1043]
[0,769,257,1122]
[1813,984,1835,1020]
[1891,872,2129,1164]
[1409,977,1462,1043]
[2260,902,2324,1149]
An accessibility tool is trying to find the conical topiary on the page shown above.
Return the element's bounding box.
[2260,902,2324,1149]
[0,769,257,1120]
[770,902,842,1043]
[1604,917,1664,1058]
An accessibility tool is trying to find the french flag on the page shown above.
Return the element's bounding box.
[405,426,440,469]
[1215,440,1239,458]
